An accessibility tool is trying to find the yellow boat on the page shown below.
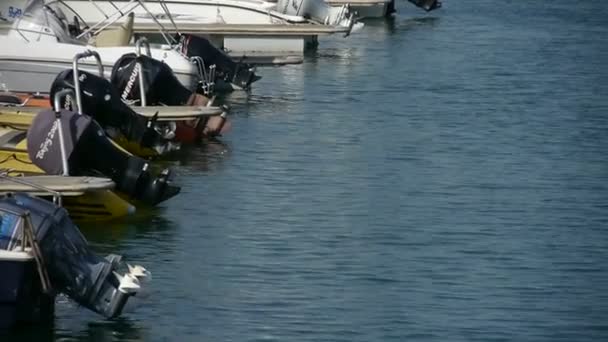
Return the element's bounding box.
[0,103,226,158]
[0,175,134,222]
[0,126,140,222]
[0,107,161,158]
[0,137,134,221]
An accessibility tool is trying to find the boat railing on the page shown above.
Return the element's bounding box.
[0,199,54,293]
[135,37,151,106]
[62,0,181,47]
[190,56,216,96]
[20,211,53,294]
[71,50,103,115]
[0,172,63,207]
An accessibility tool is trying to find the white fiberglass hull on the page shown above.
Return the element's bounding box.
[0,37,198,94]
[59,0,357,54]
[61,0,308,26]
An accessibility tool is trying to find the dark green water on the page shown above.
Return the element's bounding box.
[6,0,608,340]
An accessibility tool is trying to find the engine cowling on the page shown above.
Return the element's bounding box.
[27,109,181,205]
[49,69,175,156]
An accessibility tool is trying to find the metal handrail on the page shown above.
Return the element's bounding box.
[135,37,151,107]
[72,50,104,115]
[21,212,53,294]
[135,36,152,57]
[52,89,75,177]
[0,173,63,207]
[0,204,54,294]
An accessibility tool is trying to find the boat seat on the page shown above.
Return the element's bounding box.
[91,13,134,47]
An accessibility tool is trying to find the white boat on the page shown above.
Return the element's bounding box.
[56,0,363,54]
[0,0,205,94]
[60,0,352,26]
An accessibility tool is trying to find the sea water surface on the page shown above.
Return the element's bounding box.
[6,0,608,341]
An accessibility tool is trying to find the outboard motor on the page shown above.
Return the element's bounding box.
[177,34,260,90]
[276,0,353,27]
[407,0,442,11]
[111,53,228,139]
[26,109,181,205]
[0,193,149,318]
[49,69,177,156]
[111,53,198,106]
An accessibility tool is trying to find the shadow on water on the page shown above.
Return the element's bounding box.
[392,15,441,32]
[77,208,179,256]
[54,318,145,342]
[169,140,232,172]
[5,317,144,342]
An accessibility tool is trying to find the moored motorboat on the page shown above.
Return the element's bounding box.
[0,0,260,95]
[0,175,134,222]
[0,89,182,222]
[0,189,150,328]
[0,48,230,145]
[56,0,361,54]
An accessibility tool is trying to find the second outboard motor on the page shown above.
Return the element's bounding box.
[111,53,229,139]
[177,34,260,90]
[111,53,197,106]
[276,0,352,26]
[0,193,149,318]
[407,0,442,11]
[26,109,181,205]
[49,69,177,156]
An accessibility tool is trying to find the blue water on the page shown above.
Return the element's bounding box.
[6,0,608,340]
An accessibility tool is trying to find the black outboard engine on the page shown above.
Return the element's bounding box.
[26,109,180,205]
[177,34,260,90]
[111,53,198,105]
[111,53,230,139]
[49,69,177,155]
[0,193,149,318]
[407,0,441,11]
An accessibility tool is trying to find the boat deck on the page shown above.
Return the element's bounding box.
[125,23,348,36]
[0,176,115,196]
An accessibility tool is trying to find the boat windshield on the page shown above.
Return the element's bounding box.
[20,0,64,27]
[18,0,86,43]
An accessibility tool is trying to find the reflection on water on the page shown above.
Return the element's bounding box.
[2,316,144,342]
[55,318,144,342]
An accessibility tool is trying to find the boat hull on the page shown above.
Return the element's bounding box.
[0,37,198,95]
[0,251,54,329]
